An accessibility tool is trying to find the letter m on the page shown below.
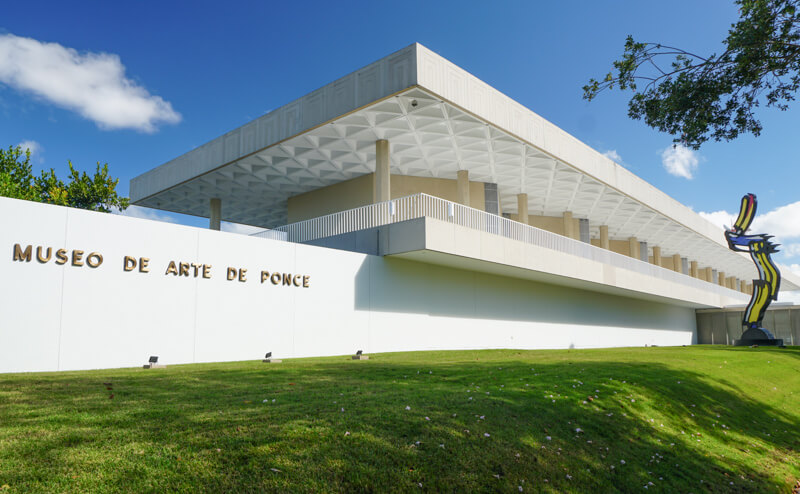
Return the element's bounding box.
[13,244,32,262]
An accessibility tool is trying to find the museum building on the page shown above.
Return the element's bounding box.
[2,43,798,373]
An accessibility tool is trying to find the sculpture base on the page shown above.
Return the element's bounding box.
[734,339,784,346]
[733,327,783,347]
[352,355,369,360]
[262,359,282,363]
[143,364,167,369]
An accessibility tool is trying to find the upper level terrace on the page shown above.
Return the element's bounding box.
[131,43,800,308]
[251,193,800,309]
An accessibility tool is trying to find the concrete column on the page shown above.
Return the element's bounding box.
[457,170,470,206]
[672,254,682,273]
[703,267,713,282]
[209,198,221,231]
[628,237,639,259]
[718,271,726,287]
[374,139,390,203]
[690,261,699,278]
[740,280,747,292]
[599,225,609,250]
[517,193,528,224]
[563,211,574,239]
[652,246,662,266]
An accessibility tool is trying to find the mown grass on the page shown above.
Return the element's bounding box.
[0,346,798,493]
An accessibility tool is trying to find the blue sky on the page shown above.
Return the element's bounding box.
[2,1,799,271]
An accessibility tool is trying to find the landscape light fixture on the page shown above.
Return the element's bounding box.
[143,355,166,369]
[263,351,281,363]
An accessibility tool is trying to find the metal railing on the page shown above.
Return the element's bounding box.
[251,193,746,298]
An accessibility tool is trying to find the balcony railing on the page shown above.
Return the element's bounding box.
[251,193,746,298]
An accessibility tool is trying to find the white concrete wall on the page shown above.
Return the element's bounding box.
[0,197,695,373]
[131,45,418,202]
[413,44,729,250]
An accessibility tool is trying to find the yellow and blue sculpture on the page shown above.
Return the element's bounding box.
[724,193,783,346]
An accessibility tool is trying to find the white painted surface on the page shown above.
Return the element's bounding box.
[125,43,800,292]
[130,45,418,203]
[0,197,696,373]
[399,217,751,309]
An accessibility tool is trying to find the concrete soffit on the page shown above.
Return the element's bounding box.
[129,43,798,290]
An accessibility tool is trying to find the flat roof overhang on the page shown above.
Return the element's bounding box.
[352,217,751,309]
[130,43,800,291]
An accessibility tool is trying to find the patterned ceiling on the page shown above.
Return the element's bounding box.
[135,87,767,285]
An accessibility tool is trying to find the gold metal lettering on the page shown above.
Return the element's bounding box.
[71,250,84,267]
[13,244,32,262]
[282,273,292,286]
[55,249,68,265]
[239,269,247,282]
[86,252,103,268]
[303,275,310,288]
[191,263,201,277]
[124,256,137,271]
[179,262,189,276]
[202,264,211,279]
[139,258,150,273]
[227,267,237,280]
[270,272,281,285]
[261,271,269,283]
[165,261,178,275]
[293,274,302,287]
[36,246,52,263]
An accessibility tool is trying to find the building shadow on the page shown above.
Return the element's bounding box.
[353,256,697,333]
[1,354,797,492]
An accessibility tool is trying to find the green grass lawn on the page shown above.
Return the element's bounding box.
[1,346,798,493]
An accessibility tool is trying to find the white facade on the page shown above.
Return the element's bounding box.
[1,197,697,374]
[129,43,799,289]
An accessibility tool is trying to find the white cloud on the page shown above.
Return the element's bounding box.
[0,33,180,132]
[699,201,800,240]
[113,207,264,236]
[778,289,800,302]
[115,205,178,223]
[781,243,800,258]
[778,264,800,300]
[660,144,699,179]
[699,210,735,231]
[750,201,800,240]
[16,139,42,162]
[221,222,264,235]
[602,150,623,164]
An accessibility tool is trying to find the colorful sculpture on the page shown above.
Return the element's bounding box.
[724,193,783,346]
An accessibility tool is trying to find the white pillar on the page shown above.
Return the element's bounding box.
[209,198,221,231]
[563,211,575,239]
[517,193,528,224]
[672,254,682,273]
[628,237,639,259]
[457,170,470,206]
[374,139,390,203]
[599,225,609,250]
